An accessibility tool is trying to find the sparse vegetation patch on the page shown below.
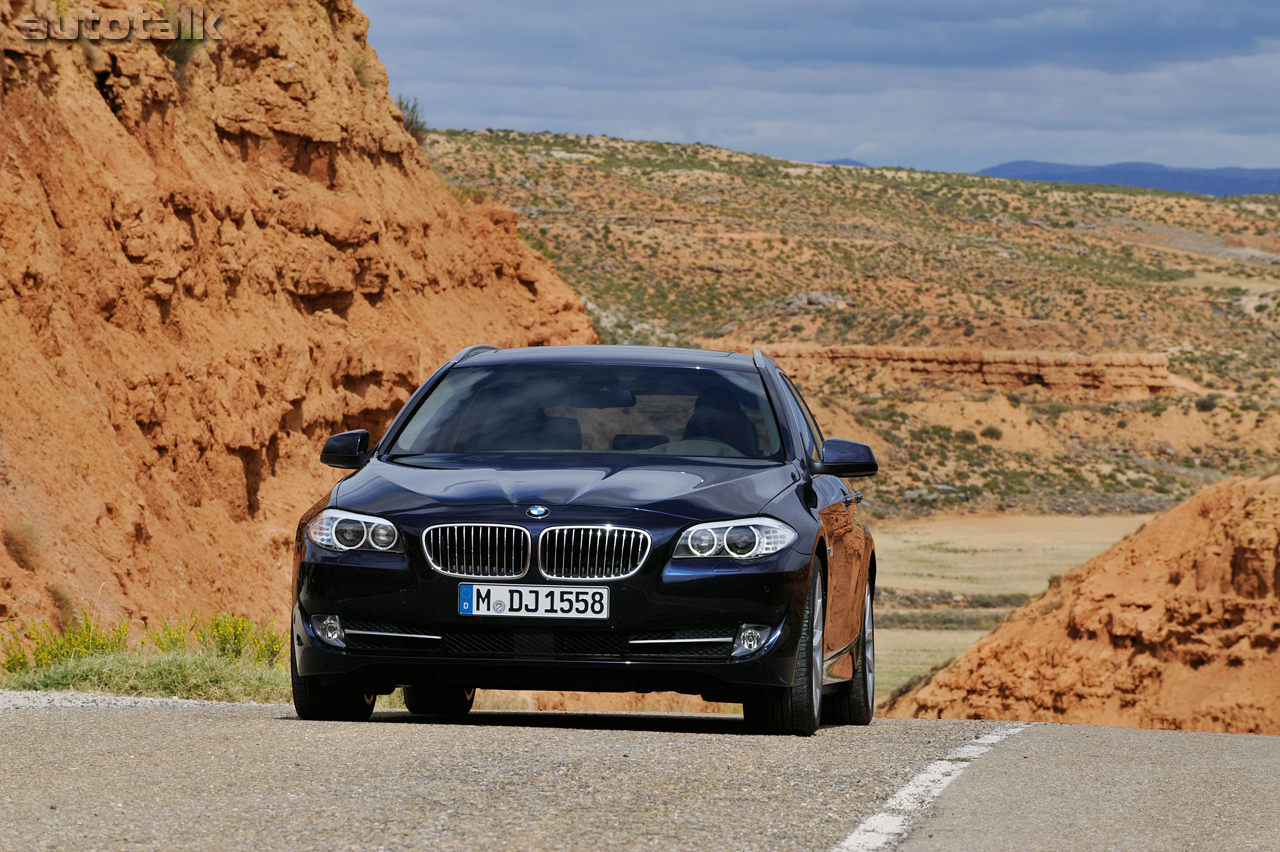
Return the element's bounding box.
[1,609,288,703]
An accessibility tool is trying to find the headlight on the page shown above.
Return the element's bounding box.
[307,509,404,553]
[673,517,797,560]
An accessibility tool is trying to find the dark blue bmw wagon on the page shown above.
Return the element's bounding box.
[292,345,878,735]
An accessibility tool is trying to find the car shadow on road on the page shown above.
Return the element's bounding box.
[364,708,753,735]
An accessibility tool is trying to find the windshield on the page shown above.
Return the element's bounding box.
[388,364,784,460]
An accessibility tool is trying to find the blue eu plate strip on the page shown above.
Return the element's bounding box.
[458,584,474,614]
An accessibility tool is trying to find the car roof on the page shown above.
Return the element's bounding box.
[461,345,761,372]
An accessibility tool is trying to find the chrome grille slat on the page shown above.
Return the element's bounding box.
[423,523,531,578]
[538,526,651,581]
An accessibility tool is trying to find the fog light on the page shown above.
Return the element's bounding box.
[732,623,773,657]
[310,614,346,648]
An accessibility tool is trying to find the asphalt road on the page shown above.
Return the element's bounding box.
[897,722,1280,852]
[0,692,1001,852]
[2,692,1277,852]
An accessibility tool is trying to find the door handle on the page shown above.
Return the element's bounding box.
[845,491,863,506]
[843,494,854,507]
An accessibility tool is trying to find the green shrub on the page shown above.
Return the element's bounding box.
[27,614,129,669]
[1,625,29,674]
[159,1,203,74]
[249,618,286,666]
[1194,395,1220,412]
[395,93,428,145]
[146,615,192,652]
[980,425,1003,440]
[193,613,286,666]
[3,609,290,701]
[195,612,255,659]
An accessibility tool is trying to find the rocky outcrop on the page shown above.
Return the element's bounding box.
[0,0,593,629]
[883,476,1280,734]
[743,343,1175,401]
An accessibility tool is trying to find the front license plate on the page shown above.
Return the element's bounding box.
[458,584,609,619]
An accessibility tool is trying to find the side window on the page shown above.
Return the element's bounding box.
[786,376,825,444]
[779,374,822,461]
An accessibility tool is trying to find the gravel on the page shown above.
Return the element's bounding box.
[0,690,1002,852]
[0,689,279,711]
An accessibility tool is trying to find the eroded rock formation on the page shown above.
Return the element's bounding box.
[884,476,1280,733]
[751,343,1175,401]
[0,0,593,628]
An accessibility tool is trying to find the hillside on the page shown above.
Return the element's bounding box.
[425,130,1280,515]
[0,0,593,630]
[882,476,1280,734]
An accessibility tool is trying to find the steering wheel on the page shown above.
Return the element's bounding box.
[684,437,746,456]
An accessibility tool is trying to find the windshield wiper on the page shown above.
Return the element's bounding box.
[381,453,459,468]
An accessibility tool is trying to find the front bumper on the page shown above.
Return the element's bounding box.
[292,533,814,703]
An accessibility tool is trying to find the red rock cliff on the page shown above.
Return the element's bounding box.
[884,476,1280,734]
[0,0,594,628]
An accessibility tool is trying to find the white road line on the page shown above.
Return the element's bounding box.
[834,723,1030,852]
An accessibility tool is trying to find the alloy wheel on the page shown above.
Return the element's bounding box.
[811,576,825,725]
[863,586,875,708]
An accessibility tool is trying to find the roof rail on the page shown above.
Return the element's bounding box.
[450,344,502,364]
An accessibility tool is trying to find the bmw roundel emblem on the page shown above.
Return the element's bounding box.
[526,505,549,518]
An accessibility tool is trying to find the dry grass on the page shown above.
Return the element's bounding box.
[4,652,290,703]
[2,523,41,572]
[876,630,986,707]
[870,512,1150,709]
[47,583,79,632]
[349,49,374,88]
[874,513,1153,596]
[1,610,287,703]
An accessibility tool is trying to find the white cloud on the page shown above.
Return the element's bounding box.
[363,1,1280,170]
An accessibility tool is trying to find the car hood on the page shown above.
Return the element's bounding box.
[333,456,800,523]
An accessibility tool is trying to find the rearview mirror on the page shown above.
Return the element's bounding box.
[570,389,636,409]
[812,438,878,478]
[320,429,371,469]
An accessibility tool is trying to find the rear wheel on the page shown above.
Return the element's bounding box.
[743,564,824,736]
[403,684,476,716]
[823,584,875,726]
[291,650,376,722]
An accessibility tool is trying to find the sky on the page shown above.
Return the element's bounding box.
[359,1,1280,173]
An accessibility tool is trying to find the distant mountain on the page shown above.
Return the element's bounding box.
[978,161,1280,197]
[821,158,869,168]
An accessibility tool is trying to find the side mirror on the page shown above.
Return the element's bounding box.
[812,438,878,478]
[320,429,372,469]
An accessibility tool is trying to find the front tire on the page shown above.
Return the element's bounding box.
[743,564,824,736]
[824,584,875,726]
[291,650,376,722]
[403,684,476,716]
